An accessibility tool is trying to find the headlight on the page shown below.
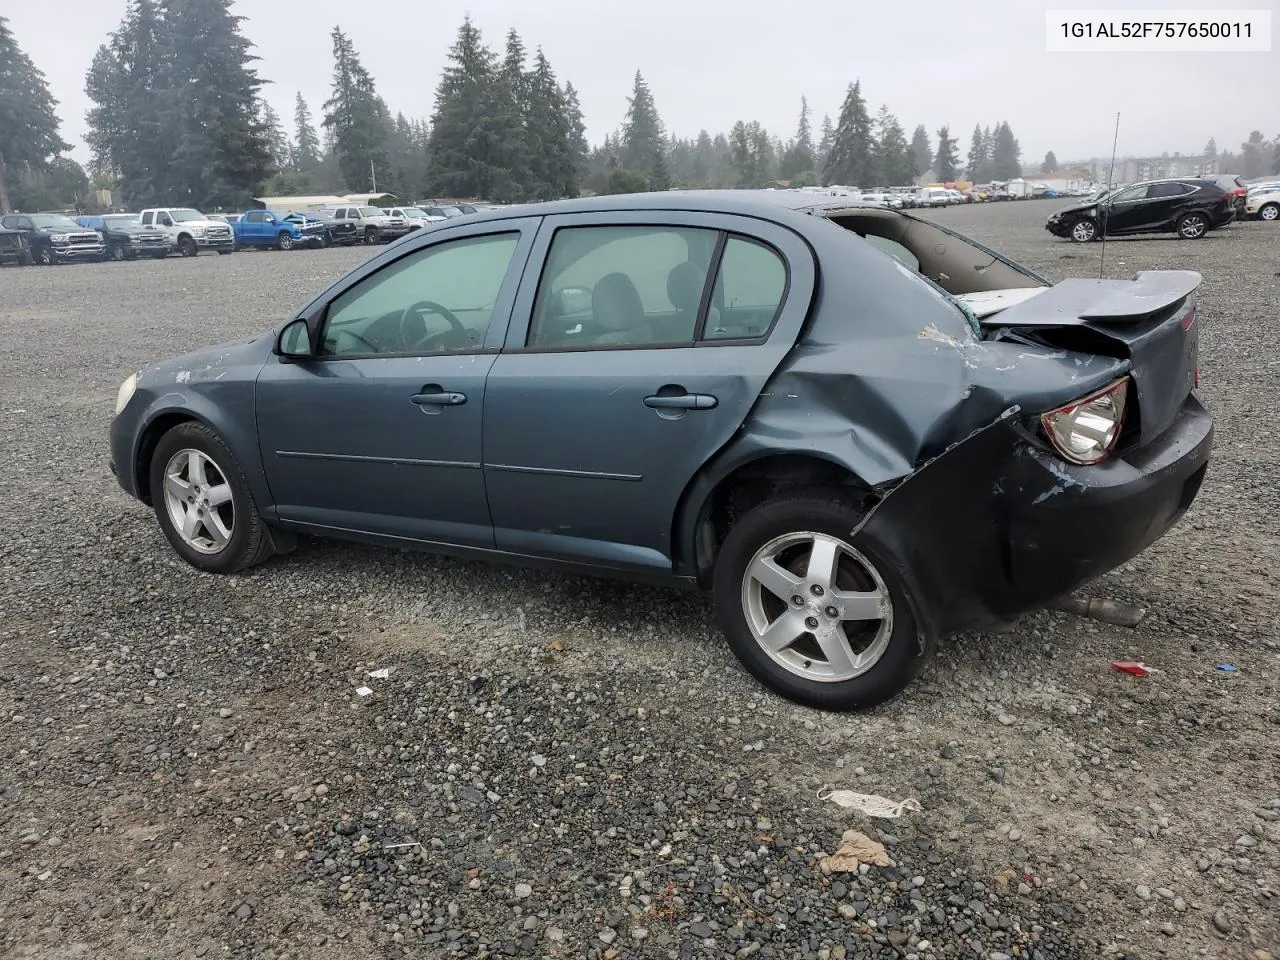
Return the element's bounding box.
[115,373,138,415]
[50,233,68,242]
[190,226,206,236]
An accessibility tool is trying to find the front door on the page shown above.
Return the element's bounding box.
[256,221,537,548]
[1101,184,1152,234]
[483,212,815,573]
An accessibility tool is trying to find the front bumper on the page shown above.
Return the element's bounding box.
[1044,219,1073,238]
[193,235,235,249]
[52,243,106,260]
[858,394,1213,637]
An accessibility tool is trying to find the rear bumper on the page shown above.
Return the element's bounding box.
[858,394,1214,637]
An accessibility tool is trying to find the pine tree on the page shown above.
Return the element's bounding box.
[620,71,665,178]
[1041,150,1058,173]
[84,0,174,206]
[1,15,70,211]
[965,124,988,181]
[822,82,873,187]
[691,130,713,186]
[816,114,834,182]
[989,121,1021,179]
[323,27,391,192]
[781,96,815,179]
[908,124,931,179]
[292,92,321,171]
[156,0,272,208]
[561,81,588,197]
[521,48,574,201]
[872,107,913,186]
[934,126,959,180]
[490,28,530,201]
[260,100,289,173]
[1239,130,1272,178]
[428,17,505,199]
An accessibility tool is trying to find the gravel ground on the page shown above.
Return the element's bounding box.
[1,204,1277,960]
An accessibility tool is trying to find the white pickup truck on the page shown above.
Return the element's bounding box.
[137,207,236,257]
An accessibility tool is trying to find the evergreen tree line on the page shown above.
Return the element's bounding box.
[591,77,1027,192]
[3,8,1280,213]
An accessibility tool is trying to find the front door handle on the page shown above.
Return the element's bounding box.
[643,393,718,410]
[411,389,466,406]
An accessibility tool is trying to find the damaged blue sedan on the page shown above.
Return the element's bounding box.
[109,191,1213,710]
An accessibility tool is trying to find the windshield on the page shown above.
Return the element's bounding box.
[30,214,82,229]
[404,207,428,217]
[169,209,205,222]
[103,215,141,226]
[439,206,464,217]
[359,206,383,216]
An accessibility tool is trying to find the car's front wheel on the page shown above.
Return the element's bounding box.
[1177,212,1208,239]
[712,490,923,711]
[110,242,128,262]
[149,422,276,574]
[38,246,58,265]
[1070,218,1098,242]
[1259,203,1279,222]
[277,231,295,251]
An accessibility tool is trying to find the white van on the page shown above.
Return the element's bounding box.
[915,187,951,207]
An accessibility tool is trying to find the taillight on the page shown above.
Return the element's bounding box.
[1040,378,1129,465]
[1181,305,1196,330]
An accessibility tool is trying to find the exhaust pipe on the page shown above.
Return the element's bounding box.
[1048,595,1146,628]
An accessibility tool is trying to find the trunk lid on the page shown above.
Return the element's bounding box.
[975,270,1201,445]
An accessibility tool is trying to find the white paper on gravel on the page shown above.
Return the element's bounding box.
[817,786,923,818]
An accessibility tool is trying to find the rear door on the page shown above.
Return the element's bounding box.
[482,211,816,573]
[1143,181,1194,230]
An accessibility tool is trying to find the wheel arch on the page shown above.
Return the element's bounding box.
[673,447,880,586]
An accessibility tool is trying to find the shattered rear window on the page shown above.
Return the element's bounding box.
[873,244,983,339]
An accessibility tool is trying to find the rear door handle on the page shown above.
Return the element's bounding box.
[411,390,466,406]
[644,393,718,410]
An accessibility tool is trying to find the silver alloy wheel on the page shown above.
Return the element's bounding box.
[1071,220,1096,242]
[1260,204,1279,221]
[741,531,894,682]
[279,232,294,250]
[162,448,234,555]
[1180,214,1207,238]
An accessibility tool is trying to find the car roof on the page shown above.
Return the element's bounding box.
[450,189,878,231]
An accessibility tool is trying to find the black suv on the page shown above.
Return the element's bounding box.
[1046,178,1235,242]
[0,212,107,264]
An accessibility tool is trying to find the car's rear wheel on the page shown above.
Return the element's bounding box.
[1259,203,1280,222]
[149,422,276,574]
[1177,212,1208,239]
[712,490,923,710]
[1070,219,1097,242]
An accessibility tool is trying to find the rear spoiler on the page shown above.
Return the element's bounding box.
[977,270,1201,328]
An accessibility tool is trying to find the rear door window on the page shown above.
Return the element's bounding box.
[703,237,788,341]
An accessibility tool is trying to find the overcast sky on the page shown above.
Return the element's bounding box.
[7,0,1277,170]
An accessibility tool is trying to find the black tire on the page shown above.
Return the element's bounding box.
[178,235,198,257]
[1259,203,1280,222]
[712,489,924,711]
[38,245,57,265]
[1176,212,1208,239]
[110,242,127,262]
[1069,218,1097,242]
[277,231,295,251]
[364,226,378,244]
[148,421,277,575]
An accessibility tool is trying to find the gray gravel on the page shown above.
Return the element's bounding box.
[1,205,1278,960]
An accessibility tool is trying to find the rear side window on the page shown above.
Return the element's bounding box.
[703,237,788,341]
[1147,182,1195,198]
[528,225,718,348]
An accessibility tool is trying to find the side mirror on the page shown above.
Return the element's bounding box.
[277,318,314,359]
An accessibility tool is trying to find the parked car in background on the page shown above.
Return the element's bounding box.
[232,209,327,251]
[320,205,413,244]
[1244,185,1280,221]
[414,203,467,220]
[108,190,1212,710]
[208,214,244,226]
[138,207,235,256]
[77,214,173,261]
[0,227,31,266]
[297,212,360,246]
[0,212,106,264]
[915,187,951,207]
[1198,174,1249,218]
[386,206,448,230]
[1046,178,1234,241]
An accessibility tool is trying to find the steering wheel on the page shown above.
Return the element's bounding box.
[400,300,468,349]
